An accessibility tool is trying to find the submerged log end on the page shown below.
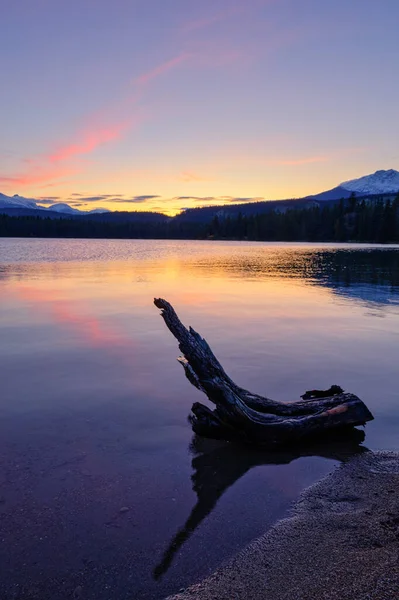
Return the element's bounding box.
[189,403,236,440]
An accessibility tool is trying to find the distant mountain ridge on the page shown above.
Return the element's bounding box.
[0,194,110,215]
[1,169,398,221]
[307,169,399,201]
[341,169,399,194]
[0,193,39,210]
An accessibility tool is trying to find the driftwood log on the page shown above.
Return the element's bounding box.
[154,298,374,447]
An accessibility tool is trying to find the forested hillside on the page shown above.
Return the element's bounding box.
[1,194,399,243]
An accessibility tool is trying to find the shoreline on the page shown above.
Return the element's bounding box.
[167,451,399,600]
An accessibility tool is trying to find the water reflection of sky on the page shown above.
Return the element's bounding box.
[0,239,399,600]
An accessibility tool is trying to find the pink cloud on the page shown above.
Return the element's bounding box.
[0,165,77,186]
[189,43,246,68]
[49,122,130,163]
[0,127,129,188]
[0,46,245,192]
[134,53,191,88]
[0,123,133,188]
[1,53,190,189]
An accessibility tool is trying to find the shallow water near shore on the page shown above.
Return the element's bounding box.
[1,239,399,599]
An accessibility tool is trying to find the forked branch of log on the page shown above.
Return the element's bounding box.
[154,298,374,447]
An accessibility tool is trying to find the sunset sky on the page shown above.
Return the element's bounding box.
[1,0,398,215]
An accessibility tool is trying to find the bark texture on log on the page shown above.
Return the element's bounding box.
[154,298,374,447]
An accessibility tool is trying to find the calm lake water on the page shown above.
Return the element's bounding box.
[1,238,399,599]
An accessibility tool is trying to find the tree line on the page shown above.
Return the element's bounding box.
[1,194,399,242]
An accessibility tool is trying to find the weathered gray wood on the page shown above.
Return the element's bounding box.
[154,298,374,446]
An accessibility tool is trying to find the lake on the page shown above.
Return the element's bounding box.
[1,238,399,600]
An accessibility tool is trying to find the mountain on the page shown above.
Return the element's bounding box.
[0,193,40,210]
[48,203,83,215]
[88,208,112,215]
[308,169,399,201]
[341,169,399,194]
[1,169,398,222]
[175,169,399,223]
[0,192,169,223]
[0,193,109,215]
[174,198,318,224]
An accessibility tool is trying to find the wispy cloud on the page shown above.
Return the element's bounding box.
[126,195,161,202]
[176,196,216,201]
[0,124,136,187]
[1,53,190,190]
[0,28,254,194]
[69,193,126,200]
[101,196,161,204]
[0,165,77,186]
[63,194,162,205]
[49,122,130,163]
[134,53,190,87]
[72,195,124,202]
[36,196,62,204]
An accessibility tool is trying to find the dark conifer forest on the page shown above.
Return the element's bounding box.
[1,194,399,243]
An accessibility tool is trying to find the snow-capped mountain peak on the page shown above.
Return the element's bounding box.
[47,203,110,215]
[88,208,111,214]
[340,169,399,195]
[0,193,41,210]
[0,193,110,215]
[48,203,82,215]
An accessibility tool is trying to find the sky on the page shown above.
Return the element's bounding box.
[1,0,399,215]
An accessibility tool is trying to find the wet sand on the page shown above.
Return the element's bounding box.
[168,451,399,600]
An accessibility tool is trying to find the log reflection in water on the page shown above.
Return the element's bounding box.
[153,429,368,579]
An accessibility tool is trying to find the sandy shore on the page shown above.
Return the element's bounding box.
[167,451,399,600]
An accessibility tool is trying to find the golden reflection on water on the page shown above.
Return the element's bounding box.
[1,240,399,598]
[0,256,342,349]
[1,243,399,360]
